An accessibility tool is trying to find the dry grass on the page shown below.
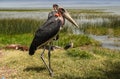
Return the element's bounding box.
[0,47,120,79]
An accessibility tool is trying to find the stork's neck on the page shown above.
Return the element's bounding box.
[55,12,64,25]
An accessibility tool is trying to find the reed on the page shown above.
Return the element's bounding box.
[0,18,100,47]
[69,9,120,37]
[0,18,45,35]
[0,9,119,36]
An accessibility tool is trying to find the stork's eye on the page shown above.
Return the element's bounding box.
[61,8,65,12]
[59,8,66,14]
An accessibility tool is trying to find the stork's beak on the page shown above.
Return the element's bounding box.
[63,11,79,28]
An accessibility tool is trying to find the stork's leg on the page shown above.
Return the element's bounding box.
[40,46,52,76]
[48,43,53,76]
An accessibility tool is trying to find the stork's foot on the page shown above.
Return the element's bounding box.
[51,68,53,72]
[49,66,53,77]
[49,71,53,77]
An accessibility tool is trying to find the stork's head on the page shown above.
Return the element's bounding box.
[58,8,79,28]
[53,4,59,11]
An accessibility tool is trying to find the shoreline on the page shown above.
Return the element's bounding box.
[0,6,120,15]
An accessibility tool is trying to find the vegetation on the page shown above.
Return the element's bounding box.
[68,9,111,14]
[0,8,51,12]
[0,33,100,48]
[68,9,120,37]
[80,15,120,37]
[0,17,100,47]
[0,47,120,79]
[0,9,120,79]
[0,34,32,47]
[0,18,45,35]
[53,33,100,47]
[0,9,120,36]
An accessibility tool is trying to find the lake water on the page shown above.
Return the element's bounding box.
[0,0,120,8]
[0,0,120,15]
[0,12,48,19]
[89,35,120,50]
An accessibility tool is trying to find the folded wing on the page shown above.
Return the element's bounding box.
[29,17,62,55]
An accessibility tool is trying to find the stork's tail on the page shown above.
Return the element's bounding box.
[29,44,36,55]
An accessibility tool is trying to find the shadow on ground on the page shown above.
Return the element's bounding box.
[55,74,81,79]
[103,60,120,79]
[23,66,46,72]
[55,60,120,79]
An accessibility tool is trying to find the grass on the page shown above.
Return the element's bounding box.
[0,47,120,79]
[0,18,45,35]
[0,34,33,47]
[83,26,120,37]
[0,32,100,48]
[66,48,94,59]
[68,9,120,37]
[53,33,100,47]
[68,9,110,14]
[0,8,107,13]
[0,17,100,47]
[0,8,51,12]
[0,9,120,36]
[114,27,120,37]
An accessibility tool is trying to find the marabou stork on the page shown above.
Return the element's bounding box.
[29,7,79,76]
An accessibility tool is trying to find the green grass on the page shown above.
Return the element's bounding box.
[53,33,100,47]
[0,18,45,35]
[0,32,100,48]
[83,26,120,37]
[66,48,94,59]
[114,27,120,37]
[0,34,33,47]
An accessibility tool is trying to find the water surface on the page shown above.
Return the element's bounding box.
[0,0,120,9]
[0,12,48,19]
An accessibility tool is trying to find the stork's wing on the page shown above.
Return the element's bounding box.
[29,17,62,55]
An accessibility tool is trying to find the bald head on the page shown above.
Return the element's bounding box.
[53,4,59,10]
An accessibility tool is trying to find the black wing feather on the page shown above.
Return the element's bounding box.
[29,17,62,55]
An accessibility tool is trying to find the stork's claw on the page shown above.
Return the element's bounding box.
[49,71,53,77]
